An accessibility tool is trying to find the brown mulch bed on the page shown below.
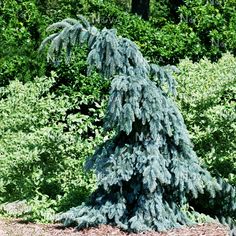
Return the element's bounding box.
[0,219,230,236]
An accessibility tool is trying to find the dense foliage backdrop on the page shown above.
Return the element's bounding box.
[0,0,235,223]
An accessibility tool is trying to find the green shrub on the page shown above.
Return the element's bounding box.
[0,72,107,221]
[1,0,235,88]
[0,0,47,85]
[77,3,195,64]
[176,53,236,184]
[177,0,236,61]
[84,0,236,64]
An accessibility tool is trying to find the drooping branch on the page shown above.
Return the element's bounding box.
[40,16,236,232]
[40,16,177,95]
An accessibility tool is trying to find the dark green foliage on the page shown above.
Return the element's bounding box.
[131,0,150,20]
[0,0,46,85]
[97,0,236,63]
[1,0,236,88]
[0,0,91,86]
[82,2,202,64]
[177,0,236,61]
[41,17,236,232]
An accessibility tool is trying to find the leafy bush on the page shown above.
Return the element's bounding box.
[0,0,92,86]
[0,0,47,85]
[176,53,236,184]
[1,0,235,88]
[83,2,202,64]
[84,0,236,64]
[177,0,236,61]
[0,72,107,221]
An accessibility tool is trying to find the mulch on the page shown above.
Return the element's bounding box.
[0,219,230,236]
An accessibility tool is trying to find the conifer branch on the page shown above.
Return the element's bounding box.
[41,16,236,232]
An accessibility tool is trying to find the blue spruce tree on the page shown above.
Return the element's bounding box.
[40,16,236,232]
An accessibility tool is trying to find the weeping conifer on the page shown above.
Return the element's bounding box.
[40,16,236,232]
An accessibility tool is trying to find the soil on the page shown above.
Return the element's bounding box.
[0,219,230,236]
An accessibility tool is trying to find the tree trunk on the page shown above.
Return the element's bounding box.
[169,0,184,22]
[131,0,150,21]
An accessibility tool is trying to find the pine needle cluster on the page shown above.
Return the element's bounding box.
[40,16,236,232]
